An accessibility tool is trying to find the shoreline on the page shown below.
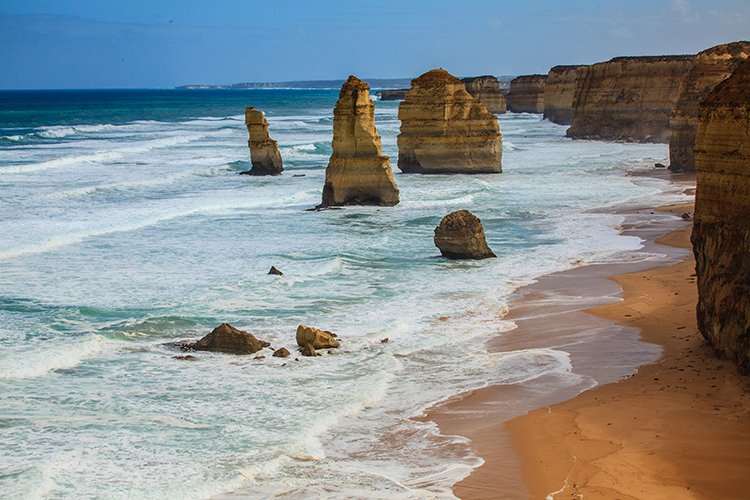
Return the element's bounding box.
[426,174,720,498]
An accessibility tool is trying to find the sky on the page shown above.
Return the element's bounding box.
[0,0,749,89]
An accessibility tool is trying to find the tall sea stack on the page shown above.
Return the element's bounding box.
[692,59,750,373]
[506,75,546,113]
[245,107,283,175]
[397,69,502,174]
[669,41,750,172]
[543,65,589,125]
[321,76,399,206]
[567,55,694,142]
[461,76,507,113]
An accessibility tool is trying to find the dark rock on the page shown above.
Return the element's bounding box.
[655,163,667,169]
[434,210,496,260]
[681,212,692,220]
[380,338,390,343]
[300,343,317,357]
[173,354,198,361]
[268,266,283,276]
[189,323,270,355]
[272,347,291,358]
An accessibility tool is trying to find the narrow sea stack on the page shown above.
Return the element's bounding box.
[461,76,506,113]
[692,59,750,373]
[434,210,495,260]
[669,42,750,172]
[245,107,283,175]
[506,75,546,113]
[567,55,694,142]
[321,75,400,206]
[543,65,589,125]
[397,69,502,174]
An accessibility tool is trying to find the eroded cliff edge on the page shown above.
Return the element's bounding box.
[506,75,546,113]
[692,59,750,373]
[543,65,588,125]
[567,55,694,142]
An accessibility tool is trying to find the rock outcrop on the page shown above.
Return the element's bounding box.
[244,107,283,175]
[506,75,547,113]
[296,324,340,349]
[567,55,694,142]
[543,65,589,125]
[434,210,496,260]
[669,42,750,172]
[397,69,502,174]
[377,89,408,101]
[321,75,400,207]
[461,76,506,113]
[272,347,291,358]
[191,323,270,354]
[691,59,750,373]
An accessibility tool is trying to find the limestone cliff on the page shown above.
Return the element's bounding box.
[321,75,399,206]
[691,59,750,373]
[543,65,588,125]
[506,75,546,113]
[669,42,750,172]
[567,55,694,142]
[245,107,283,175]
[397,69,502,174]
[461,76,506,113]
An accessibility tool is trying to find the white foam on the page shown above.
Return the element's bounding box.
[0,334,110,379]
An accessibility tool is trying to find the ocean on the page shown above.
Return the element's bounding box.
[0,89,688,499]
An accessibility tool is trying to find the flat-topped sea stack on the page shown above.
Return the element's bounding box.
[567,55,694,142]
[692,59,750,373]
[543,65,589,125]
[461,76,506,113]
[397,69,502,174]
[244,107,283,175]
[321,76,399,206]
[506,75,547,113]
[669,42,750,172]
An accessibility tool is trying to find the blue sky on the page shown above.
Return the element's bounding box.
[1,0,748,89]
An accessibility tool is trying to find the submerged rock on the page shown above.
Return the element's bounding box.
[268,266,283,276]
[272,347,291,358]
[173,354,198,361]
[506,74,547,113]
[397,69,502,174]
[190,323,270,355]
[296,324,340,349]
[434,210,496,260]
[321,75,400,207]
[461,76,506,113]
[300,343,318,357]
[245,107,283,176]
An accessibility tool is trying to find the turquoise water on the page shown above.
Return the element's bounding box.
[0,90,687,498]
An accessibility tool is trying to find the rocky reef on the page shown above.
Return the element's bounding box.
[244,107,283,175]
[461,76,506,113]
[321,75,400,206]
[669,42,750,172]
[692,59,750,373]
[543,65,589,125]
[377,89,408,101]
[567,55,694,142]
[397,69,502,174]
[434,210,495,259]
[506,75,547,113]
[189,323,270,355]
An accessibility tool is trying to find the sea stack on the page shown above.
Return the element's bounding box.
[506,75,547,113]
[567,55,694,142]
[692,59,750,373]
[543,65,589,125]
[321,75,399,206]
[461,76,507,113]
[397,69,502,174]
[669,42,750,172]
[245,107,283,175]
[434,210,496,260]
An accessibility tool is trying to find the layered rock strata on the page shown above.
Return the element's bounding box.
[567,55,694,142]
[506,75,547,113]
[245,107,283,175]
[692,59,750,373]
[397,69,502,174]
[321,75,400,206]
[669,42,750,172]
[461,76,507,113]
[543,65,589,125]
[434,210,496,259]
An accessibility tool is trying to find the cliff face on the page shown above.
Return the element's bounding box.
[322,76,399,206]
[506,75,546,113]
[567,55,694,142]
[691,59,750,373]
[461,76,506,113]
[669,42,750,172]
[543,65,588,125]
[397,69,502,174]
[245,107,283,175]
